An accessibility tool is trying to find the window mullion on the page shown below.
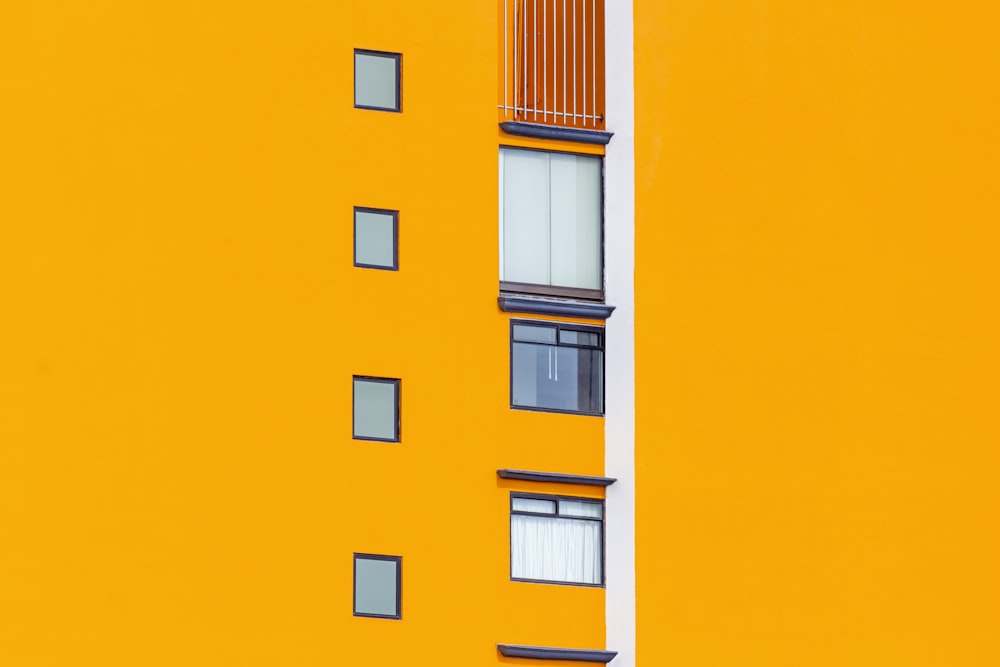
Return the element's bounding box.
[547,151,554,286]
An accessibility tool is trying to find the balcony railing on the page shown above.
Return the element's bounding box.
[499,0,605,130]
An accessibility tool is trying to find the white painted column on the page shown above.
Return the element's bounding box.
[604,0,636,666]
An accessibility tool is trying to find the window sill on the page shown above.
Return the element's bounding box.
[497,469,617,487]
[500,121,614,146]
[510,577,604,589]
[498,294,615,321]
[497,644,618,663]
[353,104,401,113]
[510,405,604,418]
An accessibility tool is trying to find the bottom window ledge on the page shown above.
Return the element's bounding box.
[497,644,618,663]
[510,404,604,418]
[498,468,617,487]
[499,121,615,146]
[498,294,615,320]
[510,576,604,588]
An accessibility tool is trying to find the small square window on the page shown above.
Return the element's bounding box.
[354,49,401,112]
[511,320,604,415]
[354,207,398,270]
[353,376,400,442]
[511,493,604,586]
[353,553,401,619]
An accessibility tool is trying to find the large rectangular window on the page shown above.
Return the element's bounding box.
[499,147,602,297]
[510,494,604,586]
[511,321,603,415]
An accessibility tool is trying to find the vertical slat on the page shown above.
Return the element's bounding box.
[580,0,587,125]
[572,0,576,125]
[532,0,537,120]
[591,0,596,125]
[513,0,518,117]
[562,0,567,123]
[522,0,527,117]
[543,0,547,121]
[504,0,508,118]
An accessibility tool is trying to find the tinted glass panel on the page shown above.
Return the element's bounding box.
[355,51,399,111]
[354,209,396,269]
[512,342,603,414]
[354,556,399,617]
[353,378,398,441]
[512,324,557,344]
[559,330,600,346]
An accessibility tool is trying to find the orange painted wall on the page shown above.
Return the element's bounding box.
[635,2,1000,665]
[0,1,606,664]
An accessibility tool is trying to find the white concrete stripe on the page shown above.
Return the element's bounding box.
[604,0,636,666]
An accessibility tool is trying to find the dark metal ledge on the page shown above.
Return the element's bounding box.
[498,644,618,663]
[498,469,617,487]
[498,295,615,320]
[500,121,614,146]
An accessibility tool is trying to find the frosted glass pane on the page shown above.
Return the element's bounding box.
[560,500,603,518]
[354,557,398,616]
[501,148,550,285]
[355,210,395,268]
[355,52,398,110]
[549,153,601,289]
[353,379,397,440]
[513,497,557,514]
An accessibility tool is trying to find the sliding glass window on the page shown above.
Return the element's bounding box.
[511,321,603,415]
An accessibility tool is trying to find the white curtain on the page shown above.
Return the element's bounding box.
[511,514,602,584]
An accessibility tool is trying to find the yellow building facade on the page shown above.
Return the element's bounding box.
[1,1,998,666]
[634,2,1000,665]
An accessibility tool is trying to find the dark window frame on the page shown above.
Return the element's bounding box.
[509,319,605,416]
[353,48,402,113]
[509,491,606,588]
[352,553,402,619]
[498,144,605,301]
[353,206,399,271]
[352,375,401,443]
